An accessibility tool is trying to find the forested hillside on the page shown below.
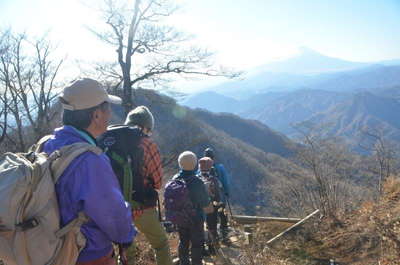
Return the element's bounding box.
[111,89,300,215]
[308,92,400,144]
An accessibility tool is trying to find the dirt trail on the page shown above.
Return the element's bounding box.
[171,231,244,265]
[202,231,245,265]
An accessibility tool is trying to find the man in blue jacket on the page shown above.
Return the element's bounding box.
[204,147,231,244]
[43,78,136,264]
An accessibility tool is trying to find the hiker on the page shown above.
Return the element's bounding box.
[165,151,210,265]
[42,78,136,264]
[198,156,224,255]
[203,147,231,244]
[98,106,173,265]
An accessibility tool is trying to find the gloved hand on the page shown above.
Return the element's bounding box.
[119,241,132,249]
[118,243,129,265]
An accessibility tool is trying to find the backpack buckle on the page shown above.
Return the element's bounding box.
[16,218,39,231]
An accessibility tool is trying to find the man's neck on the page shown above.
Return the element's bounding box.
[85,127,98,138]
[74,127,97,146]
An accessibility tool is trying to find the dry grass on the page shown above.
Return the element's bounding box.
[232,221,321,265]
[310,176,400,265]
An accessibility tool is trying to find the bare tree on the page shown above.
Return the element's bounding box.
[89,0,240,113]
[0,30,63,151]
[0,85,9,145]
[0,30,26,150]
[0,30,10,145]
[292,122,356,220]
[359,128,398,196]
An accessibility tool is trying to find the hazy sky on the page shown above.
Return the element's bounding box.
[1,0,400,88]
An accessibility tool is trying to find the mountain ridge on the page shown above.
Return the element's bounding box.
[307,92,400,144]
[255,47,369,74]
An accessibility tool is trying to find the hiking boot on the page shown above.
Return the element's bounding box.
[208,245,216,256]
[209,230,219,243]
[220,228,230,244]
[221,235,231,246]
[191,247,203,265]
[202,247,210,257]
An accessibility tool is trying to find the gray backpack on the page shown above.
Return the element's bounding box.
[0,139,102,265]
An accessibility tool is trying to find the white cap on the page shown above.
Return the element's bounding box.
[178,151,198,171]
[60,78,121,110]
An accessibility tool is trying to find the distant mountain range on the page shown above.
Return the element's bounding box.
[183,91,240,113]
[200,64,400,100]
[183,91,286,114]
[191,48,400,99]
[311,65,400,92]
[183,86,400,146]
[254,47,369,74]
[241,89,350,137]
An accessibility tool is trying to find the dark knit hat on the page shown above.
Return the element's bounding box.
[178,151,197,171]
[124,106,154,130]
[199,157,213,172]
[204,147,214,159]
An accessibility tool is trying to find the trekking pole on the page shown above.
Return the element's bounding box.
[157,194,175,233]
[157,194,162,222]
[226,197,233,218]
[118,244,128,265]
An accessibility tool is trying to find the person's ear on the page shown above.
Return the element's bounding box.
[93,109,101,122]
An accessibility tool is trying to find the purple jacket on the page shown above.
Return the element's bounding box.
[43,126,136,262]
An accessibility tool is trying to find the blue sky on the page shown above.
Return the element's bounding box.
[1,0,399,87]
[171,0,400,64]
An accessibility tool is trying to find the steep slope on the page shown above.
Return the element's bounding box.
[192,109,294,157]
[111,89,301,215]
[311,177,400,265]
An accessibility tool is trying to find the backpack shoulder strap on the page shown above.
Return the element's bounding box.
[28,135,53,153]
[51,144,102,238]
[49,143,102,183]
[211,166,219,178]
[55,211,88,239]
[172,173,181,181]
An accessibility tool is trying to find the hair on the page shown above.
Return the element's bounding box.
[62,101,109,130]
